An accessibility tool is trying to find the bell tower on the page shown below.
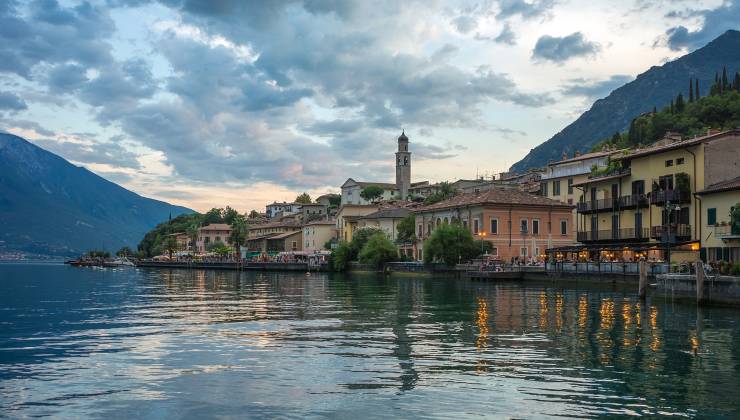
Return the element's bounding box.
[395,130,411,200]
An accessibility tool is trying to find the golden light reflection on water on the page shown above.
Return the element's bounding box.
[539,291,548,329]
[598,298,615,364]
[577,295,588,331]
[555,292,564,332]
[649,306,661,352]
[476,297,489,351]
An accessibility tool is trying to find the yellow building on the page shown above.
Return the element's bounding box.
[540,149,612,240]
[303,220,337,253]
[336,204,381,242]
[695,177,740,264]
[571,129,739,262]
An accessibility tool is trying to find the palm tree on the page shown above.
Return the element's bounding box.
[228,217,248,258]
[187,223,199,253]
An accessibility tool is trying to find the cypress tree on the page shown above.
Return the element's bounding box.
[675,93,685,113]
[628,119,638,145]
[689,78,694,102]
[722,66,728,91]
[695,79,700,99]
[735,72,740,91]
[611,131,621,145]
[652,105,657,114]
[670,99,674,114]
[712,72,719,95]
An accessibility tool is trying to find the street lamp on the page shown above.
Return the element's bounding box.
[479,231,487,255]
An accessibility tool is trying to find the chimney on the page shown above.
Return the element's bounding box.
[574,151,582,158]
[706,128,719,136]
[562,152,568,160]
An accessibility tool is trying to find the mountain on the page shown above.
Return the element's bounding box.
[510,29,740,172]
[0,133,194,257]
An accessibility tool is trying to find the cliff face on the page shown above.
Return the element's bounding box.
[0,133,193,256]
[510,30,740,172]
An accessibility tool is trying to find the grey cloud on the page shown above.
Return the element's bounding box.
[304,119,364,137]
[414,142,458,160]
[0,0,115,78]
[452,15,477,33]
[561,75,633,100]
[497,0,555,20]
[475,23,517,45]
[662,1,739,51]
[0,118,55,136]
[532,32,600,63]
[46,63,89,93]
[0,91,27,111]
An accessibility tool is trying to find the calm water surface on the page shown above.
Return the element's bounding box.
[1,264,740,418]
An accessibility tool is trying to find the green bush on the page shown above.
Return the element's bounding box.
[730,263,740,276]
[358,233,397,268]
[331,242,353,272]
[423,223,480,266]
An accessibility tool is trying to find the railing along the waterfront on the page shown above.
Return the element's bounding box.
[548,261,669,275]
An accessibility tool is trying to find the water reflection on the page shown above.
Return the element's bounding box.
[1,264,740,418]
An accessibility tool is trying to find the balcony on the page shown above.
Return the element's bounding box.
[576,198,616,214]
[577,228,650,243]
[714,224,740,240]
[650,189,691,205]
[650,224,692,242]
[618,194,649,209]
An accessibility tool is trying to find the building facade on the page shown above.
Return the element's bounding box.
[413,189,574,262]
[196,224,232,252]
[572,129,739,262]
[695,177,740,264]
[303,220,337,253]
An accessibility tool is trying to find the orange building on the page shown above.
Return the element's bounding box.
[413,189,574,262]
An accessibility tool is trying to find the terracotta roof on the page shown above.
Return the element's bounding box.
[696,177,740,195]
[198,223,232,231]
[413,188,573,212]
[548,150,613,166]
[354,181,397,189]
[614,129,739,161]
[268,230,302,240]
[304,220,336,226]
[359,208,411,219]
[250,221,298,229]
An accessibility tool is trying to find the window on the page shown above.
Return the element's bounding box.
[473,219,479,234]
[532,219,540,235]
[535,247,540,257]
[520,219,528,233]
[567,178,573,194]
[215,236,221,242]
[490,218,498,234]
[665,159,674,167]
[292,241,297,250]
[463,220,468,229]
[491,247,498,256]
[418,224,423,236]
[553,180,561,196]
[677,157,685,165]
[560,220,567,235]
[520,247,528,257]
[707,208,717,225]
[541,182,548,196]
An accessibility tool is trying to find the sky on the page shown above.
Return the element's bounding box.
[0,0,738,213]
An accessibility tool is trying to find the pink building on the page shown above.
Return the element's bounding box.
[196,224,232,252]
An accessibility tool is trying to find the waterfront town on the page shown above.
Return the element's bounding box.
[154,129,740,273]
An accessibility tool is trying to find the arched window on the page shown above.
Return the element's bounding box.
[404,156,408,165]
[436,218,441,226]
[444,217,449,224]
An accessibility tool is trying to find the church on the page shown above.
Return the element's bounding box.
[340,131,431,205]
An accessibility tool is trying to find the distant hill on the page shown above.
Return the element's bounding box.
[510,29,740,172]
[0,133,194,257]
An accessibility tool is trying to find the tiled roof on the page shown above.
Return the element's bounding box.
[198,223,232,231]
[250,221,298,229]
[614,129,739,161]
[696,177,740,195]
[354,181,397,189]
[359,208,411,219]
[548,150,613,166]
[268,230,302,240]
[304,220,336,226]
[413,188,572,212]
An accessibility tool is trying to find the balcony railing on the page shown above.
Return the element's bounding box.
[577,228,650,242]
[618,194,649,209]
[650,224,692,241]
[576,198,616,214]
[650,189,691,205]
[714,224,740,238]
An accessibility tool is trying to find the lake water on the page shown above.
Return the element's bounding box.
[1,264,740,418]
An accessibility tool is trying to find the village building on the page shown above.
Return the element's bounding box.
[297,203,329,222]
[413,189,574,262]
[336,204,383,242]
[569,129,740,263]
[196,224,232,252]
[166,232,191,251]
[265,202,301,219]
[695,177,740,264]
[303,220,337,253]
[355,208,411,242]
[245,222,301,254]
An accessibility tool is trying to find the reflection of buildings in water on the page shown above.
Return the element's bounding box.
[392,281,420,392]
[554,292,564,332]
[538,291,549,330]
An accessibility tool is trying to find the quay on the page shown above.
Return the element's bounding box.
[135,260,325,272]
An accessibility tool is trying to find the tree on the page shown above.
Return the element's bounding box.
[396,214,416,243]
[424,181,457,205]
[163,236,179,259]
[206,240,226,252]
[187,223,199,252]
[295,192,312,204]
[360,185,384,202]
[203,208,225,224]
[116,246,133,257]
[223,206,239,225]
[248,209,260,219]
[689,78,694,103]
[423,223,479,266]
[358,233,397,268]
[331,242,353,271]
[228,216,248,257]
[675,93,685,113]
[349,227,385,257]
[610,131,621,144]
[695,78,700,100]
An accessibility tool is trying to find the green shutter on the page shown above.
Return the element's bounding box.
[707,208,717,225]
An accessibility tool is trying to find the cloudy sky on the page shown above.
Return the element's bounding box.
[1,0,738,212]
